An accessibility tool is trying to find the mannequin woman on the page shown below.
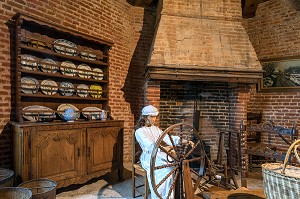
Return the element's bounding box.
[134,105,179,199]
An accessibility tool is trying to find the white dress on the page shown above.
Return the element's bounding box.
[135,125,180,199]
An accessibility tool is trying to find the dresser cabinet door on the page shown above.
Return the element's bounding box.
[87,127,122,174]
[30,128,85,181]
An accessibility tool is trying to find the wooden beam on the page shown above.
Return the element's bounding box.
[145,65,263,83]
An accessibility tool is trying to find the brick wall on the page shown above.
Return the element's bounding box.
[245,0,300,150]
[159,81,234,160]
[0,0,156,167]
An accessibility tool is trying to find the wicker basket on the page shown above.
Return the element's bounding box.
[262,139,300,199]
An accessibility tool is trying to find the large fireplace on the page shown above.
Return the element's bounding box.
[142,0,263,159]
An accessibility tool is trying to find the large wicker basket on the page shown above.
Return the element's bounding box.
[262,139,300,199]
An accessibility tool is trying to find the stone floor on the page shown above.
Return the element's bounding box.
[56,163,264,199]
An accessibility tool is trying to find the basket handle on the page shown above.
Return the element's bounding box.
[282,139,300,174]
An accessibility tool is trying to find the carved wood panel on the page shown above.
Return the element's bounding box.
[87,127,122,174]
[30,128,85,180]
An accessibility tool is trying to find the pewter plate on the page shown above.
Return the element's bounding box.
[89,84,102,98]
[21,77,39,94]
[92,68,104,80]
[21,54,38,71]
[59,82,75,96]
[22,105,55,122]
[57,103,80,120]
[77,64,92,79]
[60,61,77,77]
[80,50,97,61]
[82,107,102,120]
[40,79,58,95]
[53,39,77,56]
[77,84,89,98]
[39,58,58,73]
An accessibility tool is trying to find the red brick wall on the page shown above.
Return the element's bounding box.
[0,0,156,167]
[159,81,235,160]
[245,0,300,150]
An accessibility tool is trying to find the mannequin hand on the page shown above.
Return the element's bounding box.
[163,146,175,154]
[188,141,195,148]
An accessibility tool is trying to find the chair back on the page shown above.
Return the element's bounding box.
[132,132,142,165]
[243,121,298,145]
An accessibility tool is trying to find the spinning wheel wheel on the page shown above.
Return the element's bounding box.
[150,123,208,199]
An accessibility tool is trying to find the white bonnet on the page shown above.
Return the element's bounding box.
[142,105,159,116]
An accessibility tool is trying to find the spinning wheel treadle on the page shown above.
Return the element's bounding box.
[150,123,208,199]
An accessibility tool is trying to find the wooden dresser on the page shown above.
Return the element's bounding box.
[11,13,124,188]
[11,120,124,188]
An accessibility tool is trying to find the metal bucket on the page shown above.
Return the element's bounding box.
[0,168,14,187]
[0,187,32,199]
[18,178,57,199]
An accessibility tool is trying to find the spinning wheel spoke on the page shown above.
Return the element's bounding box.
[159,145,179,162]
[151,123,208,199]
[182,141,201,159]
[155,165,179,189]
[154,162,179,170]
[167,168,180,198]
[167,133,179,152]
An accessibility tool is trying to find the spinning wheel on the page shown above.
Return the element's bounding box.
[150,123,209,199]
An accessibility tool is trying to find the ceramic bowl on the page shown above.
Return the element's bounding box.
[62,108,79,122]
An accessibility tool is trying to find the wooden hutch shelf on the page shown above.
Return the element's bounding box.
[11,12,124,188]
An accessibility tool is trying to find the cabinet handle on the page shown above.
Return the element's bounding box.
[78,148,80,157]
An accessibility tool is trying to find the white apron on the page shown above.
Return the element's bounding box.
[135,125,179,199]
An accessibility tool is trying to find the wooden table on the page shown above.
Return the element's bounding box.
[202,187,266,199]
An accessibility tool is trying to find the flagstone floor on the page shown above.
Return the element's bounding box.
[56,163,264,199]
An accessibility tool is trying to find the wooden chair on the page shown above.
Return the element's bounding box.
[246,112,263,171]
[239,120,298,187]
[132,133,149,199]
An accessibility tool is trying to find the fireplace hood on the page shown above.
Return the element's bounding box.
[145,0,263,83]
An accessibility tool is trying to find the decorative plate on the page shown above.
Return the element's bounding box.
[92,68,104,80]
[80,50,97,61]
[60,61,77,76]
[53,39,77,56]
[59,82,75,96]
[28,40,47,49]
[21,77,39,94]
[21,54,38,71]
[89,84,102,98]
[22,105,55,122]
[57,103,80,120]
[39,58,58,73]
[77,64,92,79]
[82,107,102,120]
[40,79,58,95]
[76,84,89,97]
